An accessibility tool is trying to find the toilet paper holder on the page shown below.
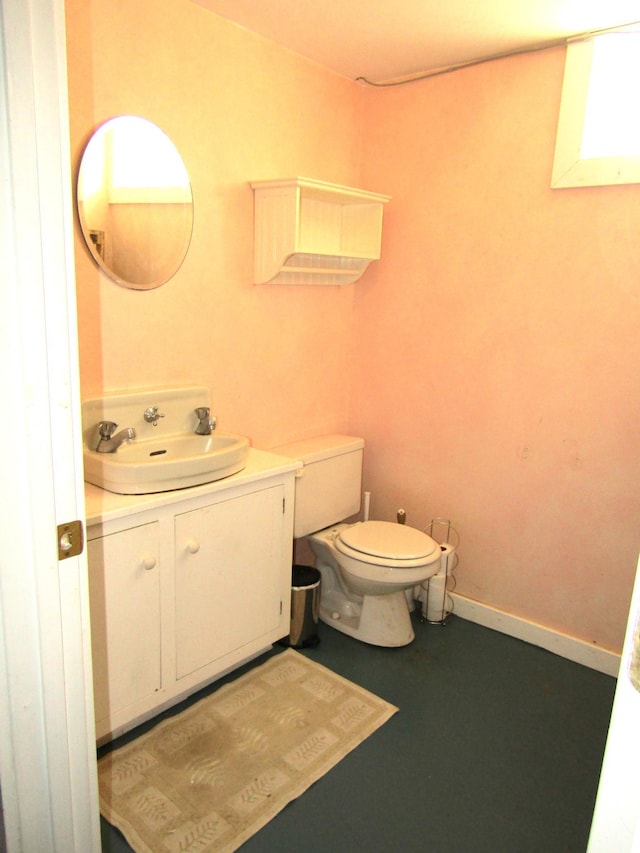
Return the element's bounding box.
[419,518,459,625]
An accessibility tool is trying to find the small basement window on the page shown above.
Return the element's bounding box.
[552,29,640,188]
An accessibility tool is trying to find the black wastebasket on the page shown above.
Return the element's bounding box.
[282,565,321,648]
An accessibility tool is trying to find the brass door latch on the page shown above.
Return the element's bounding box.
[57,520,84,560]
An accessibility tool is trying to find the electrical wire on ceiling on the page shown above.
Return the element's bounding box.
[355,19,640,86]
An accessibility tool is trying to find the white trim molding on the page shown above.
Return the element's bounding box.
[0,0,100,849]
[451,594,620,677]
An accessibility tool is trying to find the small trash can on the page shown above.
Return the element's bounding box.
[283,565,321,648]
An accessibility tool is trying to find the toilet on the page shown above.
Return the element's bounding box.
[273,435,442,647]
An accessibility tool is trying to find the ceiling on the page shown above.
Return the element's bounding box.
[191,0,640,83]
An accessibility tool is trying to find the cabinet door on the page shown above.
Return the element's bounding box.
[175,485,284,679]
[88,522,161,731]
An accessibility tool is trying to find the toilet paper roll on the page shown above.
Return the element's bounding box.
[423,574,453,622]
[431,542,455,579]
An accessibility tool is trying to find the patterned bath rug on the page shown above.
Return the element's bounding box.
[98,648,398,853]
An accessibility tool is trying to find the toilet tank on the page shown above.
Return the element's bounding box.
[272,435,364,538]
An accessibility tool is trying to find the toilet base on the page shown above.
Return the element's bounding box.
[319,588,415,647]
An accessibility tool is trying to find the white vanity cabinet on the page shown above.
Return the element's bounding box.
[174,484,285,680]
[84,449,299,741]
[88,522,161,733]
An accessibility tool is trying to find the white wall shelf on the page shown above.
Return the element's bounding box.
[250,177,390,285]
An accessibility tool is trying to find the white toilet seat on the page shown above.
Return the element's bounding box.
[335,520,439,569]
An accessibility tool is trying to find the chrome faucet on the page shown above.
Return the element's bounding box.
[95,421,136,453]
[143,406,165,426]
[194,407,217,435]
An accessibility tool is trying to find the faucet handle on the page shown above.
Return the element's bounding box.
[144,406,165,426]
[194,407,217,435]
[98,420,118,439]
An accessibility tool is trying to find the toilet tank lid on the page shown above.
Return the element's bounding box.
[271,434,364,464]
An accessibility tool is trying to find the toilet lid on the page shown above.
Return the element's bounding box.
[337,521,439,562]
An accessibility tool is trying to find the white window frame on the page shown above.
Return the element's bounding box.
[552,32,640,188]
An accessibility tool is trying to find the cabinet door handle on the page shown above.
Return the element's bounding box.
[142,554,157,570]
[186,539,200,555]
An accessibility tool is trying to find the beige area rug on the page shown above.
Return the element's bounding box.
[98,649,398,853]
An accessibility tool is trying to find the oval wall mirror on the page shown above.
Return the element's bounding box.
[77,116,194,290]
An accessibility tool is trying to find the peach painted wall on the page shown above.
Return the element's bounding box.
[66,1,640,654]
[65,0,367,449]
[354,48,640,652]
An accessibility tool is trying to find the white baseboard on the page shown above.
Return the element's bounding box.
[450,593,620,678]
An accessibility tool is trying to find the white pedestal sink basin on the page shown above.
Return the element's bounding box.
[82,387,250,495]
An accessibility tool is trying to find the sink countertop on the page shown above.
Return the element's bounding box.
[84,447,302,526]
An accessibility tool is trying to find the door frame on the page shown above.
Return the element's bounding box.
[0,0,100,849]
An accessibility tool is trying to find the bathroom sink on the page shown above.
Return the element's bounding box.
[83,431,250,495]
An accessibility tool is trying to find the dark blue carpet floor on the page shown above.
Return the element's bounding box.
[100,614,615,853]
